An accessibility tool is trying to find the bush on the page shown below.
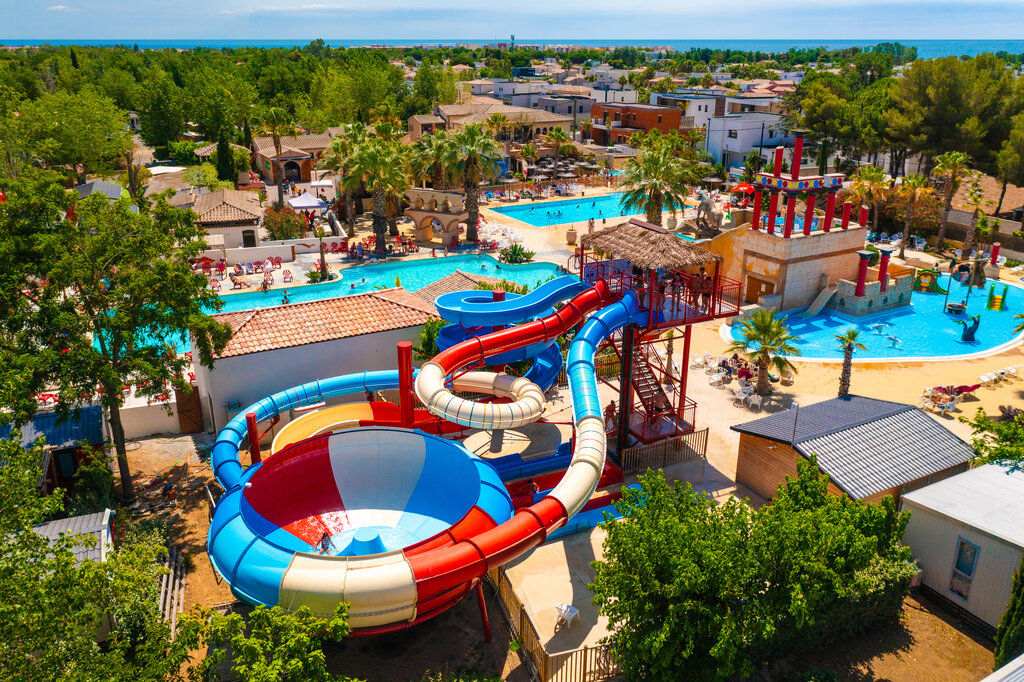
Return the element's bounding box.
[473,280,530,295]
[865,244,881,266]
[183,163,233,191]
[263,206,307,241]
[499,243,534,264]
[168,140,201,165]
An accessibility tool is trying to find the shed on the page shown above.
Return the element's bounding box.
[0,405,106,494]
[192,190,263,249]
[901,463,1024,633]
[34,508,114,564]
[732,395,975,504]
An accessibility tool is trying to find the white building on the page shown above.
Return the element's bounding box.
[706,111,789,168]
[193,289,439,431]
[901,463,1024,632]
[649,92,718,130]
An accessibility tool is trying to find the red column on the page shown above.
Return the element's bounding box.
[647,269,658,328]
[877,247,893,292]
[791,136,804,180]
[840,201,852,229]
[855,250,872,297]
[678,325,691,417]
[475,582,492,642]
[766,191,779,235]
[246,412,262,464]
[397,341,414,428]
[751,189,762,230]
[803,193,817,236]
[822,191,837,232]
[991,243,1001,265]
[783,195,797,238]
[858,205,869,227]
[773,146,785,175]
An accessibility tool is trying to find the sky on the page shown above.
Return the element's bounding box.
[2,0,1023,42]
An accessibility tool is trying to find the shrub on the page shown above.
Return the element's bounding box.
[168,140,201,165]
[263,206,307,241]
[499,243,534,264]
[183,163,233,191]
[473,279,530,295]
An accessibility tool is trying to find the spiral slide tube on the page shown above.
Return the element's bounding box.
[208,278,646,633]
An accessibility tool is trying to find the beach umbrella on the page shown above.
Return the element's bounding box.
[731,182,755,194]
[532,174,549,180]
[558,172,577,178]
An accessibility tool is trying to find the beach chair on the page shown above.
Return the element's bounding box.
[555,603,580,630]
[690,355,707,369]
[210,278,220,291]
[709,370,725,388]
[254,260,264,273]
[230,275,244,289]
[747,394,763,411]
[283,269,294,283]
[331,242,342,254]
[732,389,750,406]
[264,271,274,285]
[272,256,282,269]
[232,264,244,276]
[997,255,1008,267]
[201,260,212,276]
[780,370,795,386]
[244,262,255,275]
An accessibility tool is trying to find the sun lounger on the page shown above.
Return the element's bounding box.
[709,371,725,388]
[209,278,220,291]
[244,262,255,275]
[264,271,274,284]
[272,256,282,268]
[254,261,264,273]
[283,269,293,283]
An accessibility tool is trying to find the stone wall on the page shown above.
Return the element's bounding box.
[830,271,915,316]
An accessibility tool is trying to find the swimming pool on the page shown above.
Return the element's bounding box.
[148,255,560,353]
[490,192,633,227]
[726,274,1024,361]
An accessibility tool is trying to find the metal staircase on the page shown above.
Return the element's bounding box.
[630,347,672,417]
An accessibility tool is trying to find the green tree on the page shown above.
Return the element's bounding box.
[996,114,1024,220]
[319,124,368,235]
[259,107,296,208]
[792,81,855,175]
[728,308,800,395]
[137,69,186,148]
[263,206,307,241]
[932,151,973,251]
[452,123,502,242]
[215,130,235,182]
[413,317,445,361]
[412,129,458,191]
[962,408,1024,466]
[895,175,935,258]
[17,87,130,184]
[835,328,866,397]
[619,144,696,226]
[962,173,992,255]
[0,179,232,502]
[544,127,571,168]
[590,459,913,680]
[995,557,1024,669]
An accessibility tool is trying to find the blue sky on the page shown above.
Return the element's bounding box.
[1,0,1023,41]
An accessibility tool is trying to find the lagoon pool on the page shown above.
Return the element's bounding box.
[155,255,561,353]
[728,274,1024,361]
[490,192,632,227]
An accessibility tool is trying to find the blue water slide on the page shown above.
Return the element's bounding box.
[436,320,556,367]
[523,343,564,392]
[566,291,648,423]
[434,275,591,327]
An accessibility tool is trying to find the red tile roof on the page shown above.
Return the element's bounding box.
[211,288,439,358]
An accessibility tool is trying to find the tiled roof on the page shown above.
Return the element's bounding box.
[410,114,445,124]
[34,509,112,564]
[414,270,505,305]
[211,289,439,358]
[439,103,572,124]
[733,395,975,499]
[252,133,332,157]
[194,141,249,158]
[193,190,262,225]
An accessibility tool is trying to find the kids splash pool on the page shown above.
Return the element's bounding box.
[725,274,1024,361]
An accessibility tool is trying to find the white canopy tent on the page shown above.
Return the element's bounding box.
[287,191,328,210]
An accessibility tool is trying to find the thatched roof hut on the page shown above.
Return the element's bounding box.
[580,218,720,271]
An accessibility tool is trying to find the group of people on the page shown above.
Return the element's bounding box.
[718,354,756,382]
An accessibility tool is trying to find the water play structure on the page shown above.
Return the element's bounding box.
[207,225,741,635]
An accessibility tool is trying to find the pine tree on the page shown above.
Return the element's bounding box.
[215,130,234,182]
[995,556,1024,669]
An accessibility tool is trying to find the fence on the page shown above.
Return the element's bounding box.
[158,545,187,638]
[488,568,621,682]
[620,428,709,477]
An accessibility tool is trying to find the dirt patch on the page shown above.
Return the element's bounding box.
[787,591,994,681]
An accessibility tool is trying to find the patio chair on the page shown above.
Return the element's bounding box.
[272,256,283,268]
[732,389,750,406]
[254,260,264,273]
[283,269,294,283]
[210,278,220,291]
[997,255,1008,267]
[232,264,244,276]
[264,271,274,284]
[709,371,725,388]
[244,262,255,275]
[555,603,580,630]
[690,355,707,369]
[780,370,795,386]
[747,394,763,411]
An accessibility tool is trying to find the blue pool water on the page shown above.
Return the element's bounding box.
[491,192,633,227]
[143,255,560,353]
[730,275,1024,360]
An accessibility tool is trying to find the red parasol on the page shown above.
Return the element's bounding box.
[731,182,755,194]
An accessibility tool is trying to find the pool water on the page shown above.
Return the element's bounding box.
[731,274,1024,360]
[491,192,633,227]
[145,255,560,353]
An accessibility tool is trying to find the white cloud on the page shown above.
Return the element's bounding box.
[46,4,76,10]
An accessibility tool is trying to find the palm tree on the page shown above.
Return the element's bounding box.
[579,119,593,143]
[486,112,511,154]
[834,329,866,397]
[318,124,366,237]
[258,107,295,208]
[619,145,692,226]
[895,175,934,259]
[545,127,571,168]
[345,141,408,253]
[962,173,990,256]
[728,308,800,396]
[452,123,502,243]
[520,143,538,175]
[847,165,887,235]
[932,151,972,252]
[413,131,458,190]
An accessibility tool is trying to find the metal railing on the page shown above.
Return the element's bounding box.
[621,427,709,476]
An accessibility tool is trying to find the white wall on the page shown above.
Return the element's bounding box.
[592,90,638,104]
[118,402,180,440]
[901,501,1023,627]
[194,325,427,431]
[199,236,353,266]
[706,112,788,166]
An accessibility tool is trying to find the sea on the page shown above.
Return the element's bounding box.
[1,39,1023,60]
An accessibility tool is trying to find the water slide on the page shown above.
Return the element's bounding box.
[207,275,648,632]
[799,285,837,318]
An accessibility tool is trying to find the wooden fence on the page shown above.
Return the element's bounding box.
[488,568,621,682]
[620,428,709,477]
[158,545,187,638]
